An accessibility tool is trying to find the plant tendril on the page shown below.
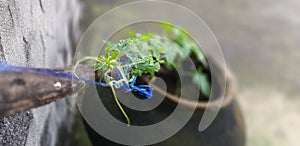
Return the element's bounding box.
[109,82,131,126]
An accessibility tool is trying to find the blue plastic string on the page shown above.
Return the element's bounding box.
[0,62,153,98]
[0,62,109,87]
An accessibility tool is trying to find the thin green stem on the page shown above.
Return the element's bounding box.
[109,82,131,126]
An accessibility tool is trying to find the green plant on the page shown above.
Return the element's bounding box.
[89,23,211,125]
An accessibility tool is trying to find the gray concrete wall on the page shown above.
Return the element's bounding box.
[0,0,81,145]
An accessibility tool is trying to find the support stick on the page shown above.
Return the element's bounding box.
[0,65,95,117]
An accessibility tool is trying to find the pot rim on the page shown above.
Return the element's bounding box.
[147,66,237,109]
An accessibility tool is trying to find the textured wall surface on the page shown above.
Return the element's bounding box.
[0,0,81,145]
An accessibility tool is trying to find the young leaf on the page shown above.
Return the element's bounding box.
[193,72,211,97]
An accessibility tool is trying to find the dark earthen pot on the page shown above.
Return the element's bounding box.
[82,59,245,146]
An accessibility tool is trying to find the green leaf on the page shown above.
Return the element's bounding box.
[193,72,211,97]
[132,60,160,76]
[162,22,208,67]
[110,50,119,59]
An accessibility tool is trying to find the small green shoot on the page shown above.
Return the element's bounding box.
[90,23,211,125]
